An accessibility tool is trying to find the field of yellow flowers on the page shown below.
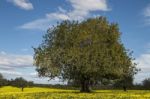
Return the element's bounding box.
[0,86,150,99]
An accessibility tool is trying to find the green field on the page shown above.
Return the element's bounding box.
[0,86,150,99]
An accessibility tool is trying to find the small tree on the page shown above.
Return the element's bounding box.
[33,17,137,92]
[13,77,27,91]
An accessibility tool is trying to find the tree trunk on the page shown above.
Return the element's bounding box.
[123,86,127,91]
[21,87,24,92]
[80,80,91,92]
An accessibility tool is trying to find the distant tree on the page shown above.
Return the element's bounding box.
[0,73,9,87]
[13,77,28,91]
[33,17,138,92]
[27,81,34,87]
[0,73,4,87]
[113,75,133,91]
[142,78,150,90]
[0,73,3,79]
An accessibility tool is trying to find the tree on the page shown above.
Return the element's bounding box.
[113,75,133,91]
[0,73,8,87]
[33,17,137,92]
[0,73,4,87]
[27,81,34,87]
[0,73,3,79]
[142,78,150,90]
[13,77,28,91]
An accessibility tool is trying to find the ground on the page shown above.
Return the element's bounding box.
[0,86,150,99]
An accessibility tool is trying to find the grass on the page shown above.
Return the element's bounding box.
[0,86,150,99]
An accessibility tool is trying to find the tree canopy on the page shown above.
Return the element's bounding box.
[12,77,28,91]
[33,17,137,92]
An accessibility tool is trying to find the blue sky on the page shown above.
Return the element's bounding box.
[0,0,150,84]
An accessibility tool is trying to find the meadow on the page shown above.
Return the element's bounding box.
[0,86,150,99]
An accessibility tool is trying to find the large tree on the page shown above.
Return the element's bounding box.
[33,17,137,92]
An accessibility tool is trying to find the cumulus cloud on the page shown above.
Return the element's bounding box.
[0,51,33,69]
[0,51,32,80]
[69,0,109,12]
[8,0,33,10]
[134,51,150,83]
[19,0,110,30]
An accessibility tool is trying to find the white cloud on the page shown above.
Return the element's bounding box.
[0,51,66,84]
[134,52,150,83]
[46,13,70,20]
[136,54,150,69]
[69,0,109,12]
[0,70,23,76]
[144,5,150,17]
[19,0,110,31]
[0,51,33,68]
[8,0,33,10]
[66,0,110,20]
[29,72,38,77]
[58,7,67,13]
[20,12,70,31]
[20,18,52,31]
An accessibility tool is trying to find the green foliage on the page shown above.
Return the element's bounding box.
[10,77,30,91]
[33,17,137,92]
[0,73,3,79]
[113,76,133,89]
[0,73,8,87]
[11,77,28,88]
[0,73,4,87]
[142,78,150,89]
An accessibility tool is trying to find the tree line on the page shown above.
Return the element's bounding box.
[0,73,33,91]
[1,73,150,90]
[68,76,150,90]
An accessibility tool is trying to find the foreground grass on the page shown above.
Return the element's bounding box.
[0,86,150,99]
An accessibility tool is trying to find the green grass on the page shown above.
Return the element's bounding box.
[0,86,150,99]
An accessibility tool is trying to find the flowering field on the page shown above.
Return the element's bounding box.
[0,86,150,99]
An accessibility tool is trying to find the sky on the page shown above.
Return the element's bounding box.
[0,0,150,84]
